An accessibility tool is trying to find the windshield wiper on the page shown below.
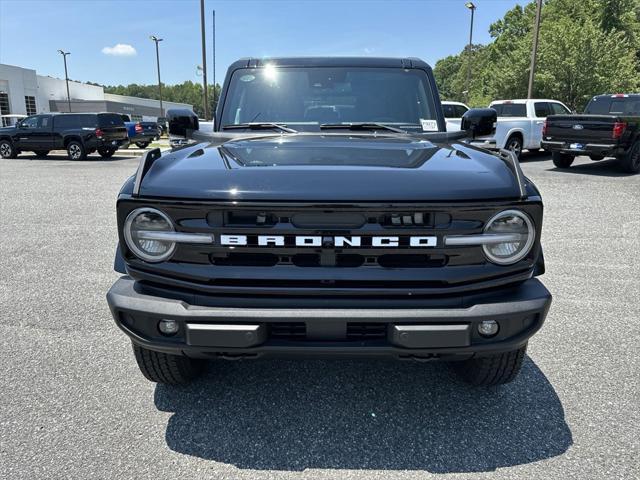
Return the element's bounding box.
[320,122,408,134]
[222,122,298,133]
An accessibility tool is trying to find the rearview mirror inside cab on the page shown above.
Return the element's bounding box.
[167,109,199,138]
[461,108,497,139]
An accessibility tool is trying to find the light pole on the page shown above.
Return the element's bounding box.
[57,50,71,112]
[464,2,476,104]
[199,0,209,120]
[149,35,164,118]
[212,9,216,116]
[527,0,543,99]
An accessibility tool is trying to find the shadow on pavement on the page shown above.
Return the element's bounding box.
[17,152,139,162]
[155,357,572,473]
[550,158,636,177]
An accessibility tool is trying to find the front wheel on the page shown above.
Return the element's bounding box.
[452,344,527,386]
[620,141,640,174]
[552,152,574,168]
[66,140,86,160]
[0,139,17,159]
[505,135,523,159]
[98,147,116,158]
[135,142,150,149]
[132,344,204,385]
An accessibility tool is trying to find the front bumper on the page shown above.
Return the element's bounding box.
[107,277,551,360]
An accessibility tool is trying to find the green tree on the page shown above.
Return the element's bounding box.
[433,0,640,110]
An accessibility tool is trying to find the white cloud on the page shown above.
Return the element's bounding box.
[102,44,137,56]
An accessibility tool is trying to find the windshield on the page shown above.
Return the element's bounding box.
[220,66,438,131]
[491,103,527,117]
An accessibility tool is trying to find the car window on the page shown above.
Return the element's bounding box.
[36,115,51,128]
[550,103,570,115]
[454,105,468,117]
[442,104,456,118]
[221,67,438,130]
[490,103,527,117]
[585,97,640,115]
[20,116,38,128]
[534,102,551,118]
[98,114,125,127]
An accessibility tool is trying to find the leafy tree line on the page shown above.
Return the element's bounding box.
[434,0,640,110]
[99,81,221,118]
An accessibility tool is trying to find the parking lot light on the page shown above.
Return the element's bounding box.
[57,50,72,112]
[149,35,164,118]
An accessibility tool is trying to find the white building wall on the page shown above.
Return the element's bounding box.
[104,93,192,111]
[1,63,193,120]
[36,75,104,112]
[0,63,39,114]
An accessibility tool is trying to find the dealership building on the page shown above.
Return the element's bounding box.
[0,63,192,125]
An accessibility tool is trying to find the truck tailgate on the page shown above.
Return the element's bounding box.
[545,114,617,143]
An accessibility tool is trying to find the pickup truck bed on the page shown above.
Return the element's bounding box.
[541,94,640,173]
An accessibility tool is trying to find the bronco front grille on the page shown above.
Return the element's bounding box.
[121,200,541,296]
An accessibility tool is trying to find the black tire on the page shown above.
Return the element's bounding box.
[66,140,86,160]
[135,142,150,149]
[552,151,574,168]
[453,344,527,386]
[0,139,17,159]
[132,343,204,385]
[620,141,640,174]
[505,135,523,159]
[98,147,116,158]
[589,155,605,161]
[34,150,49,158]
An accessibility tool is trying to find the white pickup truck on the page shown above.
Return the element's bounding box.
[472,99,571,158]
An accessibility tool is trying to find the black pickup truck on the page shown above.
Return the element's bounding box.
[0,112,128,160]
[107,57,552,387]
[541,94,640,173]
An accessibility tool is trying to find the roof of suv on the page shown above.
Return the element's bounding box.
[229,57,431,69]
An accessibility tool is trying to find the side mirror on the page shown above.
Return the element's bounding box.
[167,109,199,138]
[461,108,497,139]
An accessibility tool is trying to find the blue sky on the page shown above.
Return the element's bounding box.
[0,0,520,86]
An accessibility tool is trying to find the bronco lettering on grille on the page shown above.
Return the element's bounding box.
[218,235,437,247]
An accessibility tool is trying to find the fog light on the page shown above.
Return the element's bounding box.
[478,320,499,337]
[158,319,179,335]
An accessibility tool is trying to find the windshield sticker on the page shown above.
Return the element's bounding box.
[240,74,256,82]
[420,119,438,131]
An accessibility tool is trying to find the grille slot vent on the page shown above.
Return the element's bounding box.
[270,322,306,340]
[347,323,387,340]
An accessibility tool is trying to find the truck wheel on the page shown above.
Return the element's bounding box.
[98,147,116,158]
[453,344,527,386]
[132,344,204,385]
[552,152,574,168]
[135,142,150,149]
[505,135,523,159]
[66,140,86,160]
[620,141,640,174]
[0,139,17,159]
[34,150,49,158]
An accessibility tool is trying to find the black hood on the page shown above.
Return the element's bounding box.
[138,134,522,202]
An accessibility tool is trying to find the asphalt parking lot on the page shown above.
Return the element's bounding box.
[1,150,638,479]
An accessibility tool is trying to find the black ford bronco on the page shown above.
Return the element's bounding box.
[107,57,551,386]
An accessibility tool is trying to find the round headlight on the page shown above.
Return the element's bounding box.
[482,210,535,265]
[124,207,176,262]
